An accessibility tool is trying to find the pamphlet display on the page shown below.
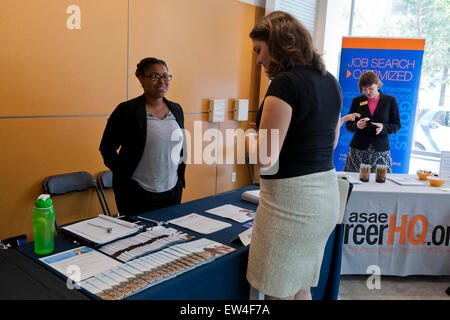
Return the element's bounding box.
[78,239,235,300]
[38,205,254,299]
[98,226,195,262]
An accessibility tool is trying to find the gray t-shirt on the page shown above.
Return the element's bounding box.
[131,111,183,193]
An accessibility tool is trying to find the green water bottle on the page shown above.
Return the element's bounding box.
[32,194,55,255]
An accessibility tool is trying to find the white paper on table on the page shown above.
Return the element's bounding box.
[168,213,232,234]
[439,151,450,180]
[387,176,427,186]
[39,246,122,281]
[61,214,141,245]
[337,173,362,184]
[343,175,362,185]
[236,227,252,246]
[205,204,255,223]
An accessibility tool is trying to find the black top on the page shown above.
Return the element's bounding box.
[99,94,186,188]
[345,91,401,151]
[256,65,342,179]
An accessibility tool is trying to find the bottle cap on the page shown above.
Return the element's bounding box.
[35,194,53,208]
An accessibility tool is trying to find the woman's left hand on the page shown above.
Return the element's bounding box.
[372,122,383,135]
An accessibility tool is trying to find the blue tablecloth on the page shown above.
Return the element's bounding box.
[18,185,343,300]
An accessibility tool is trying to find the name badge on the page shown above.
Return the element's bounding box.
[360,101,368,106]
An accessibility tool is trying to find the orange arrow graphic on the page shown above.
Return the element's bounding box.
[346,70,351,78]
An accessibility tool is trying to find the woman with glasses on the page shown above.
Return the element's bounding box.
[100,57,185,216]
[246,11,342,300]
[343,71,401,173]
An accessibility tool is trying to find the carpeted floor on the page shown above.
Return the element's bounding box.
[338,275,450,300]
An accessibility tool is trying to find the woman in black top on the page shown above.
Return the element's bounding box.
[343,71,401,173]
[99,58,186,216]
[246,11,342,300]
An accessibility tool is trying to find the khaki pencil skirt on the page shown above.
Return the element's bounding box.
[246,169,339,298]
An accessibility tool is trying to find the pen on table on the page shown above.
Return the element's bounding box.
[87,222,113,233]
[136,216,167,225]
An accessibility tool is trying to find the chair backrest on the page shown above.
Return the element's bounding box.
[97,170,116,217]
[97,170,112,189]
[43,171,97,195]
[42,171,108,232]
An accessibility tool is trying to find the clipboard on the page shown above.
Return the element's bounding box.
[60,215,143,248]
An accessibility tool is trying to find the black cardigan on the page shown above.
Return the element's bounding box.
[345,91,401,151]
[99,94,186,189]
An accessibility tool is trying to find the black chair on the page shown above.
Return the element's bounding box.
[42,171,108,232]
[97,170,117,217]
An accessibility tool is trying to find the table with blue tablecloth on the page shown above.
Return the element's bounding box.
[17,186,344,300]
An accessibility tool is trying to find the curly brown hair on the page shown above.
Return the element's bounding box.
[249,11,326,78]
[358,71,383,93]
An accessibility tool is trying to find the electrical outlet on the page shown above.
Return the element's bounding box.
[232,172,236,183]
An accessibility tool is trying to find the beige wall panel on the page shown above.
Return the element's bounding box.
[181,113,217,203]
[129,0,261,113]
[0,0,127,116]
[258,69,271,107]
[216,118,253,194]
[0,116,109,241]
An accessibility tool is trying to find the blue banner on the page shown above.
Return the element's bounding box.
[334,38,425,173]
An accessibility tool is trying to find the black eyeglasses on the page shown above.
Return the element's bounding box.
[143,73,173,81]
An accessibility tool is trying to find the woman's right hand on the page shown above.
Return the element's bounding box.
[357,118,368,129]
[345,112,361,122]
[340,112,361,125]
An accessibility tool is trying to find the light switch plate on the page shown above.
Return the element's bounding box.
[233,99,249,121]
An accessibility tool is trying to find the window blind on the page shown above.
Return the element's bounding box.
[275,0,317,35]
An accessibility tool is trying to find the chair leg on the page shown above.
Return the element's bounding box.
[246,155,256,185]
[96,187,109,216]
[100,188,112,216]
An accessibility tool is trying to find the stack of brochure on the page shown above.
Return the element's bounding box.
[77,239,235,300]
[241,189,260,204]
[98,226,195,262]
